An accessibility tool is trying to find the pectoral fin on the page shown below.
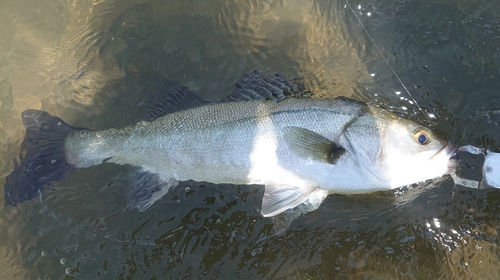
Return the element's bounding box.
[261,185,328,217]
[282,126,345,164]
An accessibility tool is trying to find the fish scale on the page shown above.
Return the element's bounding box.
[68,99,357,183]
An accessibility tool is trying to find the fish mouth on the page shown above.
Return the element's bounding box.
[436,141,459,170]
[430,141,457,161]
[444,141,458,158]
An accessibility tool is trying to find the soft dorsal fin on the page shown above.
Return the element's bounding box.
[282,126,345,164]
[142,82,211,121]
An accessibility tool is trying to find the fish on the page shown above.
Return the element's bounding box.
[4,72,457,219]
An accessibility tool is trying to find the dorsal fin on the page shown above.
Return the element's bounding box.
[142,81,211,121]
[225,71,310,102]
[142,72,310,121]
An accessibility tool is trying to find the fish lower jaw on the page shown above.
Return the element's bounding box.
[447,159,459,173]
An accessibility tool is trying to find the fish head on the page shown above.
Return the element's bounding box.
[346,107,457,188]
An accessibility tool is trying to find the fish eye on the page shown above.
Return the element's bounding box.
[413,129,431,145]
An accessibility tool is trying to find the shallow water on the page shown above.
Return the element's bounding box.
[1,0,500,279]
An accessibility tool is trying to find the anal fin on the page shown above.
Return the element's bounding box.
[125,171,178,211]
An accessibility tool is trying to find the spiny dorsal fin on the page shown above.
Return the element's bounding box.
[282,126,345,164]
[225,71,310,102]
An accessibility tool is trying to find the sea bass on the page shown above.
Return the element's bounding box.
[4,73,457,217]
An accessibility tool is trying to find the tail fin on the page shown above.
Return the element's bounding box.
[4,110,80,206]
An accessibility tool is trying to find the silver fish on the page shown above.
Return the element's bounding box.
[4,73,457,218]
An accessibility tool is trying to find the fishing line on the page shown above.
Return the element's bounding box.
[344,0,423,113]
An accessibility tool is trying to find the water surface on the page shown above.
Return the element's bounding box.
[1,0,500,278]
